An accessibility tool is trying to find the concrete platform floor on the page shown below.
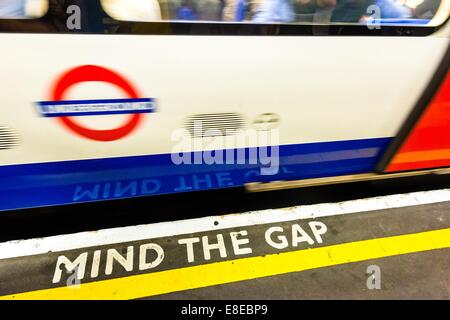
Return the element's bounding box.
[0,190,448,300]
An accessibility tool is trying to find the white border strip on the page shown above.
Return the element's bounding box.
[0,189,449,259]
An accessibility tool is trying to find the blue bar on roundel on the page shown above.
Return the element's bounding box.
[36,98,155,117]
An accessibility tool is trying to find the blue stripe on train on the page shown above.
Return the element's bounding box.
[0,137,392,211]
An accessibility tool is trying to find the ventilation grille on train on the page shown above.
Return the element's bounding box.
[185,113,245,138]
[0,126,19,150]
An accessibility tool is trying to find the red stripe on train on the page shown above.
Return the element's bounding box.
[386,71,450,172]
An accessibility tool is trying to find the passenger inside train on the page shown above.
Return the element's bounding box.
[0,0,443,24]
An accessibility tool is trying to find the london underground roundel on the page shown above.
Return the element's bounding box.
[37,65,155,142]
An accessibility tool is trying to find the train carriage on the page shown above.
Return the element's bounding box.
[0,0,448,211]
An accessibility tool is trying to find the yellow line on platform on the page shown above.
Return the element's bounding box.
[2,228,449,300]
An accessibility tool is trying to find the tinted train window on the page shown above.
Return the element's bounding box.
[100,0,448,25]
[0,0,48,18]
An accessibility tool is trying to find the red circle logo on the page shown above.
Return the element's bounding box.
[51,65,143,141]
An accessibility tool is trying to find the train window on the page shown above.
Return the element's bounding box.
[100,0,449,26]
[0,0,48,19]
[101,0,162,21]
